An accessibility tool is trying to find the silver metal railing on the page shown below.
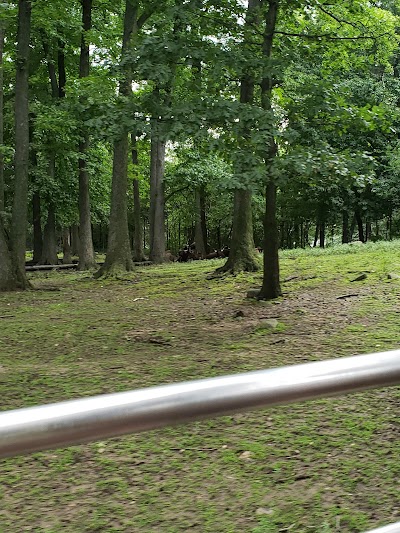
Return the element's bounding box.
[1,349,400,532]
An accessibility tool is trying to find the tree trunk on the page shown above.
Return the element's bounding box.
[194,186,207,257]
[319,221,325,248]
[149,133,166,263]
[257,0,281,299]
[259,181,282,299]
[10,0,32,289]
[216,1,261,275]
[131,134,145,261]
[71,225,80,256]
[0,220,15,290]
[0,23,4,214]
[95,0,138,278]
[355,209,364,242]
[365,220,371,242]
[218,190,259,273]
[342,210,349,243]
[78,0,96,270]
[32,191,43,264]
[40,203,58,265]
[62,227,72,264]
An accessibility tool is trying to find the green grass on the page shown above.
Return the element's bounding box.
[1,241,400,531]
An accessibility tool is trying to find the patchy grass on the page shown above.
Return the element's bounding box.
[1,242,400,532]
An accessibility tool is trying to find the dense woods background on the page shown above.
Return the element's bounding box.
[1,0,400,296]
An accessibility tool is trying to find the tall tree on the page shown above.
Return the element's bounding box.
[0,17,4,214]
[216,0,261,274]
[131,133,145,261]
[10,0,32,288]
[258,0,282,299]
[78,0,96,270]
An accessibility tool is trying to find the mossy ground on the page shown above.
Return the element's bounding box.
[1,241,400,532]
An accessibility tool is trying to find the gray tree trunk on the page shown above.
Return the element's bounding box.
[62,227,72,264]
[95,0,138,277]
[40,202,58,265]
[32,191,43,264]
[10,0,32,289]
[131,134,145,261]
[78,0,96,270]
[71,225,80,256]
[149,134,166,263]
[216,0,260,274]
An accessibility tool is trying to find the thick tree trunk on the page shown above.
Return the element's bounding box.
[32,191,43,264]
[259,181,282,299]
[194,186,207,257]
[149,134,166,263]
[131,134,145,261]
[95,0,138,278]
[0,24,4,214]
[10,0,32,289]
[78,0,96,270]
[62,227,72,264]
[40,203,58,265]
[95,136,133,276]
[217,189,259,273]
[216,0,260,275]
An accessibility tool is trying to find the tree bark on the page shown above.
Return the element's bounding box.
[62,227,72,264]
[71,224,80,256]
[10,0,32,289]
[258,0,281,300]
[32,191,43,264]
[194,186,207,257]
[216,0,260,274]
[342,210,349,243]
[319,221,325,248]
[355,209,365,242]
[131,134,145,261]
[260,181,282,299]
[95,0,138,277]
[149,131,166,263]
[78,0,96,270]
[40,203,58,265]
[0,220,15,290]
[0,23,4,214]
[218,189,259,273]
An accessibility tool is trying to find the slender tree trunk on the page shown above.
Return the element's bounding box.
[32,191,43,264]
[355,209,364,242]
[365,220,371,242]
[95,0,138,277]
[9,0,32,289]
[78,0,96,270]
[313,223,319,247]
[41,203,58,264]
[260,181,282,299]
[131,134,145,261]
[0,23,4,214]
[149,131,166,263]
[342,210,349,243]
[258,0,281,300]
[194,186,207,257]
[319,221,325,248]
[62,227,72,264]
[71,225,80,256]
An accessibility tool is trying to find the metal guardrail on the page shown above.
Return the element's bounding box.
[1,349,400,532]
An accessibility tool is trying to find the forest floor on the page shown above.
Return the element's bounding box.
[1,242,400,533]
